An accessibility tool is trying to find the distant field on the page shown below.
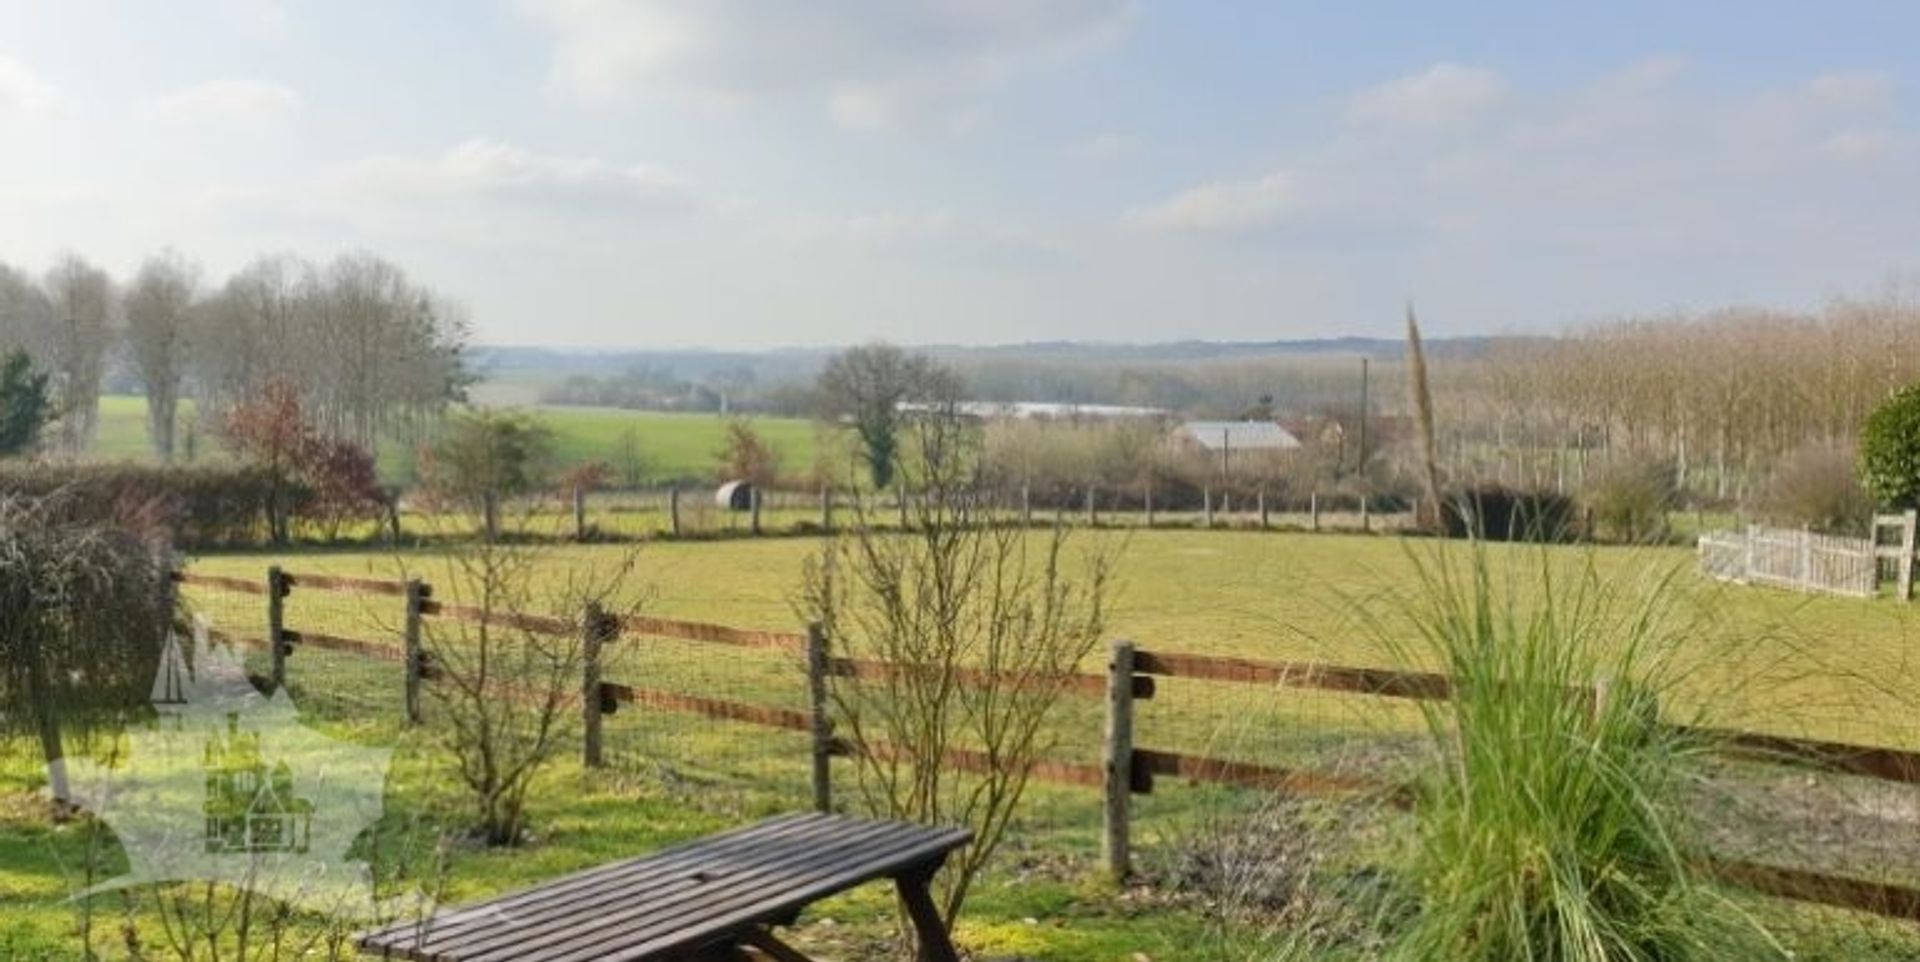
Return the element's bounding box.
[91,395,824,485]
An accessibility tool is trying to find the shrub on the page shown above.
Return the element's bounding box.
[419,408,556,511]
[1860,383,1920,508]
[715,417,781,487]
[1760,440,1873,534]
[1584,456,1677,543]
[1440,485,1578,542]
[0,494,175,815]
[224,381,385,542]
[0,463,278,547]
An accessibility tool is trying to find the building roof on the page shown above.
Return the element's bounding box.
[897,401,1167,420]
[1178,420,1302,451]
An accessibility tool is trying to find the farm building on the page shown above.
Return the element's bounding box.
[1176,420,1303,452]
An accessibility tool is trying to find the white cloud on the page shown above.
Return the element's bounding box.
[1805,70,1894,111]
[0,55,58,115]
[1346,62,1505,131]
[514,0,1131,128]
[1127,171,1296,233]
[1821,128,1896,159]
[341,138,686,206]
[146,78,301,122]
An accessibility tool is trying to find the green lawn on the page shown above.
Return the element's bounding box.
[8,528,1920,959]
[92,395,824,486]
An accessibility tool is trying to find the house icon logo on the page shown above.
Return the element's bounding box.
[203,720,314,855]
[66,617,422,920]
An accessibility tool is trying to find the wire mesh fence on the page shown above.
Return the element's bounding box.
[169,561,1920,930]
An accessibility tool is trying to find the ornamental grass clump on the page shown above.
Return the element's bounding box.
[1376,546,1780,961]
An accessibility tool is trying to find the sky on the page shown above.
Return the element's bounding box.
[2,1,1918,349]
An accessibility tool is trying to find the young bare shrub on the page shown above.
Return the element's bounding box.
[801,404,1113,930]
[407,519,643,846]
[1761,440,1873,534]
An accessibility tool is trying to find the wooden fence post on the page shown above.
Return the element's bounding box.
[267,565,289,690]
[1104,639,1137,884]
[482,490,500,542]
[582,602,615,769]
[572,485,588,541]
[1799,525,1814,591]
[669,487,682,538]
[1258,487,1269,529]
[821,483,833,531]
[1021,483,1032,527]
[1203,487,1214,528]
[750,487,763,536]
[806,622,833,813]
[404,578,428,725]
[1086,486,1097,526]
[1902,509,1917,602]
[1144,483,1155,527]
[1310,490,1320,532]
[1360,495,1371,533]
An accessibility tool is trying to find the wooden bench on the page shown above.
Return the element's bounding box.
[356,813,972,962]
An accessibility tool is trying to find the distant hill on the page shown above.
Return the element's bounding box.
[468,336,1543,414]
[471,336,1525,384]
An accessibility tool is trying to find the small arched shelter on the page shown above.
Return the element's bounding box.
[715,480,756,512]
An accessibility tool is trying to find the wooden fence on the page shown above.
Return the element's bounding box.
[442,484,1408,543]
[174,568,1920,925]
[1698,520,1905,600]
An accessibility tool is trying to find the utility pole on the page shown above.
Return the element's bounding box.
[1356,357,1370,476]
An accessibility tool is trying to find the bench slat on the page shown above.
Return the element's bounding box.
[476,822,944,962]
[361,814,822,947]
[358,814,970,962]
[419,817,897,960]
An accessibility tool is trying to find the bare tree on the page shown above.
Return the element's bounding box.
[191,252,468,451]
[816,343,962,490]
[124,251,201,461]
[40,254,115,455]
[0,261,53,355]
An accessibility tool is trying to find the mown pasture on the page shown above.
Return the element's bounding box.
[5,529,1919,960]
[90,395,823,486]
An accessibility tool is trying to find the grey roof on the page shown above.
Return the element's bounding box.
[1178,420,1302,451]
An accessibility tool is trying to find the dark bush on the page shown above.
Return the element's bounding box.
[1584,456,1677,544]
[1861,382,1920,508]
[1440,485,1579,542]
[0,464,277,547]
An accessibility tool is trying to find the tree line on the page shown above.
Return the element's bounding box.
[1429,296,1920,503]
[0,250,470,460]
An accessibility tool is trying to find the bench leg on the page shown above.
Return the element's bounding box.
[894,873,960,962]
[740,928,818,962]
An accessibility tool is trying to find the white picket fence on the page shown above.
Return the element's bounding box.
[1697,524,1881,599]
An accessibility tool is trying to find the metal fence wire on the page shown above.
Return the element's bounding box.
[168,563,1920,931]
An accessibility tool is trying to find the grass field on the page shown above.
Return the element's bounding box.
[90,395,824,485]
[7,528,1920,959]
